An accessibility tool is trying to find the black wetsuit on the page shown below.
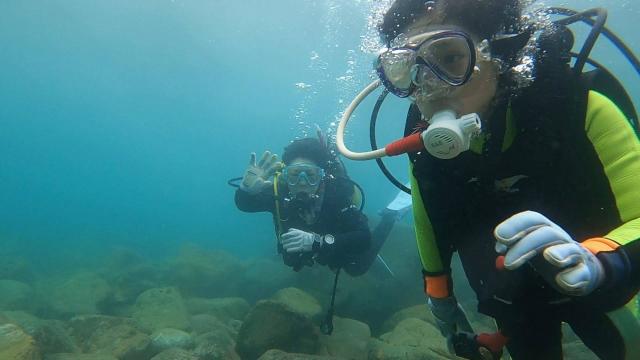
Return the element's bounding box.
[407,70,640,359]
[235,176,371,275]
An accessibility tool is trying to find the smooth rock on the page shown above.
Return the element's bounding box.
[236,300,320,360]
[270,287,322,319]
[0,323,41,360]
[132,287,189,332]
[150,328,193,352]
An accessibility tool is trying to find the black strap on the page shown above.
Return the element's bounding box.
[320,268,341,335]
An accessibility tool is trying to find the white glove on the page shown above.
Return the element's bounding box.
[427,296,473,353]
[280,228,321,253]
[494,210,605,296]
[240,151,282,194]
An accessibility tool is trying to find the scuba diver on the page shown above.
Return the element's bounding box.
[335,0,640,359]
[232,133,411,333]
[234,136,372,274]
[234,133,410,275]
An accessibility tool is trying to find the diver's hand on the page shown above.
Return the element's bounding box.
[451,332,506,360]
[427,296,473,353]
[240,151,282,194]
[280,228,322,253]
[494,211,605,296]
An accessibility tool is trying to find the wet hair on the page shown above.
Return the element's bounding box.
[282,138,332,169]
[283,137,349,178]
[379,0,524,45]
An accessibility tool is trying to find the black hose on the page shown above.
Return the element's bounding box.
[320,268,341,335]
[370,89,411,195]
[570,52,640,133]
[549,7,640,75]
[552,8,607,76]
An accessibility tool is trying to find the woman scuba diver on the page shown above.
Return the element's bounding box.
[337,0,640,359]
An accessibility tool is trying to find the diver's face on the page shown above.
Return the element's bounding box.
[405,20,499,119]
[284,157,324,199]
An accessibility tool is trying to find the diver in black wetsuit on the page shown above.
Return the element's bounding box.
[234,135,412,334]
[235,136,409,276]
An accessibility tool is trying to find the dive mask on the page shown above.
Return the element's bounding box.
[282,164,326,187]
[376,30,488,98]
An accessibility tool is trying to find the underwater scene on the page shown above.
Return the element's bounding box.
[1,0,639,359]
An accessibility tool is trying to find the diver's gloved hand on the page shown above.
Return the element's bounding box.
[451,332,507,360]
[494,210,605,296]
[427,296,474,353]
[240,151,282,195]
[280,228,322,253]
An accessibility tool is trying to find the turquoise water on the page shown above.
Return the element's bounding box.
[0,1,638,359]
[0,0,638,267]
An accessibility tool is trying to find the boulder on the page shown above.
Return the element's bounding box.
[109,264,165,305]
[368,338,456,360]
[33,320,78,354]
[44,355,117,360]
[381,304,435,333]
[186,297,250,322]
[150,348,199,360]
[380,318,443,348]
[321,317,371,360]
[257,349,340,360]
[0,323,41,360]
[236,300,320,360]
[150,328,193,352]
[193,328,240,360]
[132,287,190,332]
[270,288,322,319]
[369,318,453,360]
[167,245,244,297]
[0,256,35,283]
[2,311,77,354]
[1,311,44,334]
[0,280,35,311]
[48,273,111,317]
[68,315,152,360]
[189,314,229,335]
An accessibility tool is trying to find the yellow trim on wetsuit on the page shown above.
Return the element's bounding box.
[273,173,284,237]
[351,184,363,209]
[469,103,517,154]
[584,91,640,245]
[409,163,443,272]
[413,91,640,272]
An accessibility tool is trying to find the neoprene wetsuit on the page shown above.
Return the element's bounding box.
[235,176,371,274]
[407,71,640,359]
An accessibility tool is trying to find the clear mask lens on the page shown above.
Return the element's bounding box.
[377,31,478,97]
[284,165,324,186]
[378,49,416,92]
[419,36,473,83]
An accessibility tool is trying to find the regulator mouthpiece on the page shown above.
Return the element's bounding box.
[421,110,481,159]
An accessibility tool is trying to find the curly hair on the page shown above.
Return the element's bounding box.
[282,138,332,169]
[379,0,524,45]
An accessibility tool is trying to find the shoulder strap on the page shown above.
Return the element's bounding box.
[273,173,284,237]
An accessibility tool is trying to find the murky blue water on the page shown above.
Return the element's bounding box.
[0,0,637,272]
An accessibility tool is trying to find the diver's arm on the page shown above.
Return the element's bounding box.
[318,207,371,257]
[411,170,475,351]
[410,170,454,297]
[234,187,276,213]
[580,91,640,309]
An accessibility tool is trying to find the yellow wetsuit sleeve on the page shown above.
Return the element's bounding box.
[409,163,445,272]
[584,90,640,245]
